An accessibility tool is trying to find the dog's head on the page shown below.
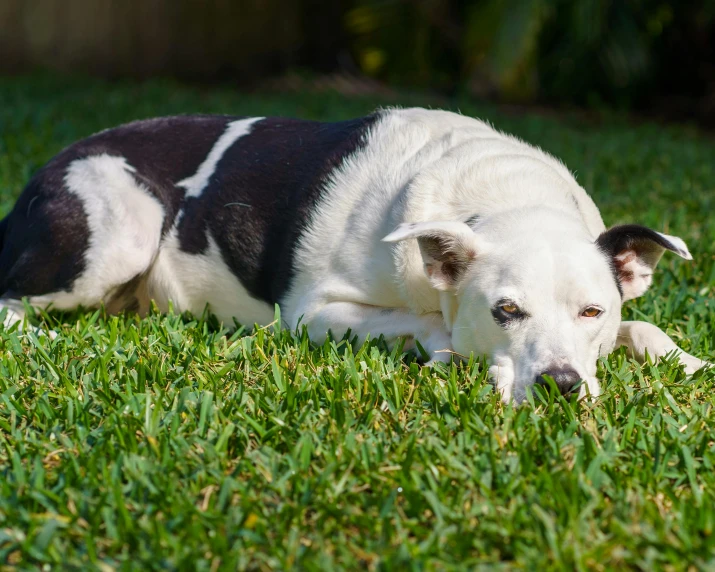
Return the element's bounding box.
[384,208,691,401]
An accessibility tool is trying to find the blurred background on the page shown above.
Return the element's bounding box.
[0,0,714,125]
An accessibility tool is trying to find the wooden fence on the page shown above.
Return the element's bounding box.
[0,0,307,79]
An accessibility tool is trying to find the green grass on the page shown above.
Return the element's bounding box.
[0,74,714,570]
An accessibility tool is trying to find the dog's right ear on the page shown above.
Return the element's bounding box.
[383,221,480,291]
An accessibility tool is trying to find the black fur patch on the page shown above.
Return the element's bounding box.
[0,174,88,296]
[0,113,377,306]
[595,224,684,298]
[464,214,481,228]
[596,224,682,259]
[176,115,379,304]
[60,115,236,235]
[0,116,236,297]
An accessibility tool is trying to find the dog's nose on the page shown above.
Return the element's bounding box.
[535,367,581,396]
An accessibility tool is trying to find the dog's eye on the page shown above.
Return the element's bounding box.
[581,306,603,318]
[500,303,521,315]
[492,300,527,326]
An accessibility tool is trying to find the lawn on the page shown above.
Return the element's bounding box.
[0,74,714,570]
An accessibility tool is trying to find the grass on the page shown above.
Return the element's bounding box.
[0,74,714,570]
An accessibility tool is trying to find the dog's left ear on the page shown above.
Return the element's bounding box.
[596,224,692,301]
[383,221,480,290]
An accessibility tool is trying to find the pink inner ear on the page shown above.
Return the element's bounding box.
[614,250,637,282]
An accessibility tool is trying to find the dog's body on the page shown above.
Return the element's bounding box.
[0,108,709,400]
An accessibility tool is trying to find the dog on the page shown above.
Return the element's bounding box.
[0,108,710,401]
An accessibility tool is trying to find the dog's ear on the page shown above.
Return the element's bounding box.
[383,221,479,290]
[596,224,692,301]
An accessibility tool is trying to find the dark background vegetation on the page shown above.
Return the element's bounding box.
[1,0,714,124]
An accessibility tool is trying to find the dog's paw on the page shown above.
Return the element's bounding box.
[679,352,713,376]
[36,327,58,341]
[424,351,453,366]
[488,360,515,402]
[422,329,454,366]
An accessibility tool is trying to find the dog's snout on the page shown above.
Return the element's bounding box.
[535,367,581,396]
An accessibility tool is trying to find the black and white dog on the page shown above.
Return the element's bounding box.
[0,108,710,401]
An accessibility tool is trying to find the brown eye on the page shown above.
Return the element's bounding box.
[581,306,603,318]
[500,303,521,315]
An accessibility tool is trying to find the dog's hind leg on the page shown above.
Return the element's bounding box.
[303,301,454,363]
[617,320,713,374]
[0,298,30,331]
[0,154,165,330]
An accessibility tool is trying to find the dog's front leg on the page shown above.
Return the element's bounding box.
[305,301,453,364]
[616,320,712,374]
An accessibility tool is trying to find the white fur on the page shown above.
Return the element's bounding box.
[450,209,619,400]
[282,108,605,323]
[618,321,710,373]
[658,233,692,260]
[281,108,710,401]
[146,227,274,326]
[305,302,452,363]
[63,155,164,301]
[0,298,57,339]
[161,115,273,325]
[177,118,263,198]
[3,147,272,331]
[16,155,165,314]
[616,232,693,301]
[383,221,480,291]
[1,298,27,330]
[5,108,709,402]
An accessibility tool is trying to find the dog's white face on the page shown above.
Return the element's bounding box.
[450,210,621,401]
[385,208,691,402]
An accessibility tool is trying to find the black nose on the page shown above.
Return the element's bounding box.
[535,368,581,396]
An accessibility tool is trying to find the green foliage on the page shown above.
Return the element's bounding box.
[0,75,714,568]
[347,0,715,106]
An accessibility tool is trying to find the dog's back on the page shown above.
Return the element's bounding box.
[0,113,377,325]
